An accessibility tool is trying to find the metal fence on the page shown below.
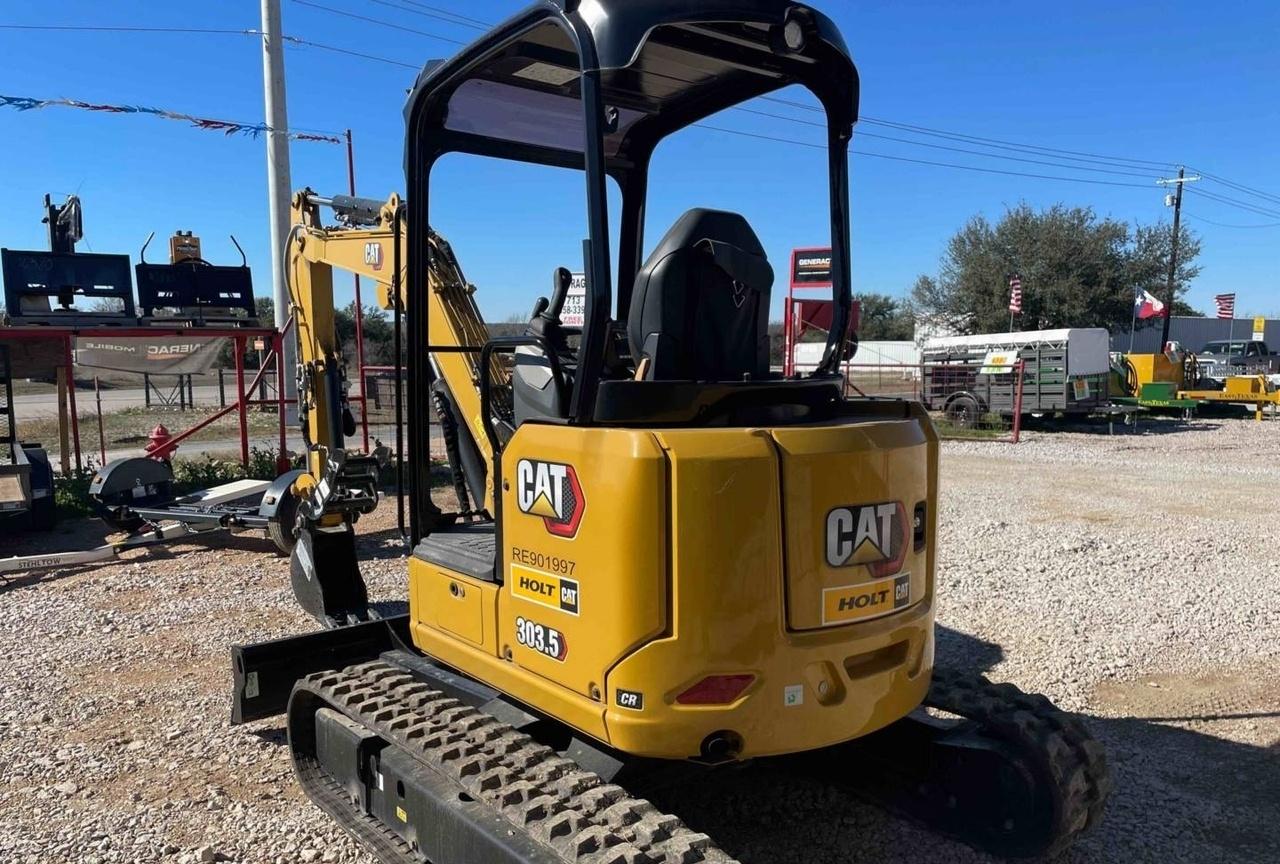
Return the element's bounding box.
[843,360,1024,442]
[361,362,1022,450]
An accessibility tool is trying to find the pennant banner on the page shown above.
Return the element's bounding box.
[0,93,341,144]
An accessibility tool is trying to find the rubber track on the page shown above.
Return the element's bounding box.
[293,661,738,864]
[924,669,1112,858]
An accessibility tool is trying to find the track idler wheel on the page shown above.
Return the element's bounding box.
[805,668,1111,859]
[915,669,1111,858]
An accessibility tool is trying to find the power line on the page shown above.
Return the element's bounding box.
[363,0,488,31]
[13,13,1277,211]
[758,94,1177,171]
[692,123,1156,189]
[861,116,1177,170]
[282,34,420,69]
[765,94,1175,170]
[0,23,255,35]
[1187,187,1280,219]
[289,0,466,45]
[1191,169,1280,206]
[0,19,425,73]
[731,105,1159,179]
[1186,214,1280,229]
[1192,188,1280,216]
[395,0,492,28]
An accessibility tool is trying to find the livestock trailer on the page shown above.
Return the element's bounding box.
[922,328,1111,425]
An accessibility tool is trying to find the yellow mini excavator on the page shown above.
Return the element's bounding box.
[232,3,1110,862]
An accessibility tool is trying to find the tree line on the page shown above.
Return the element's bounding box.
[910,203,1201,334]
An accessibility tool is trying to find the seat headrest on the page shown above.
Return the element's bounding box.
[642,208,766,268]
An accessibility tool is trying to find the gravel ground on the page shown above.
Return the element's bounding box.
[1,417,1277,864]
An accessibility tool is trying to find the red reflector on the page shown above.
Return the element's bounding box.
[675,674,756,705]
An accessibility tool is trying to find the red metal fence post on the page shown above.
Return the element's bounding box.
[94,375,107,465]
[234,334,249,469]
[63,335,82,473]
[275,330,288,473]
[1011,359,1026,444]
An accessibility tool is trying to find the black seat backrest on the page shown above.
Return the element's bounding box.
[628,208,773,382]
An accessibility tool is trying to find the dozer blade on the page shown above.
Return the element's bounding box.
[792,668,1111,859]
[288,661,737,864]
[289,525,372,628]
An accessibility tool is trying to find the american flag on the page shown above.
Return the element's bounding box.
[1214,293,1236,319]
[1008,275,1023,314]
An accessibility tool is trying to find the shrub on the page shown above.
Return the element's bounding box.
[54,468,97,519]
[171,456,245,493]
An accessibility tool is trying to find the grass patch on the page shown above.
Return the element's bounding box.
[932,414,1011,440]
[18,405,282,450]
[54,469,98,519]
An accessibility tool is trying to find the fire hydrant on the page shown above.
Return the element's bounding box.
[145,424,176,461]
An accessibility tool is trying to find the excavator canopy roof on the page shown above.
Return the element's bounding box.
[402,0,859,426]
[405,0,859,170]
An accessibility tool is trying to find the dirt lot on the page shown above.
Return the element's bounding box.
[0,418,1277,864]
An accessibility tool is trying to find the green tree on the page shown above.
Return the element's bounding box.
[911,203,1201,334]
[335,302,400,367]
[857,293,915,340]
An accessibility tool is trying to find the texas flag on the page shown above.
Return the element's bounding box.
[1134,289,1166,320]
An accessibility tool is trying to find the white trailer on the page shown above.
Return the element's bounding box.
[921,328,1112,424]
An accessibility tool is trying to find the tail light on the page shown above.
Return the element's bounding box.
[675,674,756,705]
[913,501,927,552]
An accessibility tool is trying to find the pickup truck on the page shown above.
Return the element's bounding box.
[1195,339,1280,385]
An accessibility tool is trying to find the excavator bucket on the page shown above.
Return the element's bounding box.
[289,525,371,628]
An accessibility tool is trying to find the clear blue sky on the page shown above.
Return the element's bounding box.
[2,0,1277,323]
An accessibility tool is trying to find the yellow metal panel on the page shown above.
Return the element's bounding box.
[772,420,933,631]
[409,558,608,740]
[496,424,668,702]
[1125,352,1183,387]
[410,410,938,760]
[1224,375,1267,397]
[417,568,488,646]
[594,421,935,759]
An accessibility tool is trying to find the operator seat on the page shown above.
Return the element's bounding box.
[628,208,773,381]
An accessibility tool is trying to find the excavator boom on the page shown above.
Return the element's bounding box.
[287,190,501,517]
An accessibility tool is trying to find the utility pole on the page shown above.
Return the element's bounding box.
[1156,167,1200,350]
[260,0,296,418]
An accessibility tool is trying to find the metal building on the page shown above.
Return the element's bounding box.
[1114,316,1278,353]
